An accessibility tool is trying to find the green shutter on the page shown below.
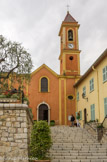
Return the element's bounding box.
[91,104,95,120]
[103,66,107,82]
[90,80,91,91]
[90,78,94,92]
[106,66,107,81]
[92,78,94,90]
[93,104,95,120]
[104,98,107,117]
[83,86,86,96]
[91,105,92,120]
[77,92,79,101]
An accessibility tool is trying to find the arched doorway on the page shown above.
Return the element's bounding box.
[37,102,50,124]
[39,104,48,121]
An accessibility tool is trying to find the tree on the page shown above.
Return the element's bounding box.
[0,35,33,92]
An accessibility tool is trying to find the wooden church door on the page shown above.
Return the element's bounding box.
[39,104,48,122]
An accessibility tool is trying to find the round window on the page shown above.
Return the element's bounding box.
[68,95,74,100]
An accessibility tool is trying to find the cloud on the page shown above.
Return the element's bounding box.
[0,0,106,75]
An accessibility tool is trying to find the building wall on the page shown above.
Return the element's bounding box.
[28,65,78,126]
[97,58,107,122]
[76,57,107,126]
[66,78,76,125]
[0,104,33,162]
[59,78,76,125]
[28,67,59,124]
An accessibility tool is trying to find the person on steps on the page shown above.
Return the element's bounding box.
[70,114,75,127]
[76,112,80,127]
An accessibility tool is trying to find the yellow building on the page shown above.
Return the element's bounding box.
[74,49,107,127]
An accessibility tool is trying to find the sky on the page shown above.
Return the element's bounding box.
[0,0,107,75]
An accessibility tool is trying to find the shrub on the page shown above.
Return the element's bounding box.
[23,97,29,105]
[87,120,95,123]
[29,120,52,160]
[95,119,99,122]
[50,120,55,126]
[97,124,104,129]
[11,94,19,99]
[4,90,11,98]
[0,94,7,98]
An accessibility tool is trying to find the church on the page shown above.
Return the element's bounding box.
[28,11,81,125]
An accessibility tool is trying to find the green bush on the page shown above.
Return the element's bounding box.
[0,94,6,98]
[95,119,99,122]
[29,121,52,160]
[23,97,29,105]
[86,120,95,123]
[50,120,55,126]
[11,94,19,99]
[97,124,104,128]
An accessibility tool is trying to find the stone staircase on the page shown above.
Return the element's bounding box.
[49,126,107,162]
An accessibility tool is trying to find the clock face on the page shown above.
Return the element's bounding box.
[68,43,74,49]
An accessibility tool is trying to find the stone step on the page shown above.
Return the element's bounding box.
[49,126,107,162]
[51,145,107,148]
[51,156,107,159]
[51,160,107,162]
[50,149,107,153]
[52,140,97,143]
[52,142,103,146]
[50,152,107,156]
[49,148,107,153]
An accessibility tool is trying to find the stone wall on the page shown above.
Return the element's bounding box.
[84,123,107,142]
[0,103,33,162]
[84,123,98,140]
[100,128,107,143]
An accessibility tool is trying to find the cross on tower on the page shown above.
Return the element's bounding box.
[66,4,70,12]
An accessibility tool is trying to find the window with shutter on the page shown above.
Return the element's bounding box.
[83,86,86,96]
[103,66,107,83]
[90,78,94,92]
[90,104,95,121]
[77,92,79,101]
[80,111,82,120]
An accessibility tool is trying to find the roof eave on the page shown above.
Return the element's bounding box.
[74,49,107,87]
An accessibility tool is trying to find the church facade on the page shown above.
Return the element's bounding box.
[28,12,81,125]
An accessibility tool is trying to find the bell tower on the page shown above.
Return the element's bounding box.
[59,11,81,76]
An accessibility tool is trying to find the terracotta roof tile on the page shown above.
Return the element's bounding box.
[64,11,77,23]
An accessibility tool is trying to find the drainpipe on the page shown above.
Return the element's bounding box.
[92,66,100,122]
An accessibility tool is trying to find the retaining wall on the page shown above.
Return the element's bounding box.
[0,103,33,162]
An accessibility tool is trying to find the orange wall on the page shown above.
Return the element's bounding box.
[66,78,76,125]
[60,58,63,75]
[61,80,65,124]
[66,54,78,71]
[6,68,77,126]
[59,78,76,125]
[28,67,59,124]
